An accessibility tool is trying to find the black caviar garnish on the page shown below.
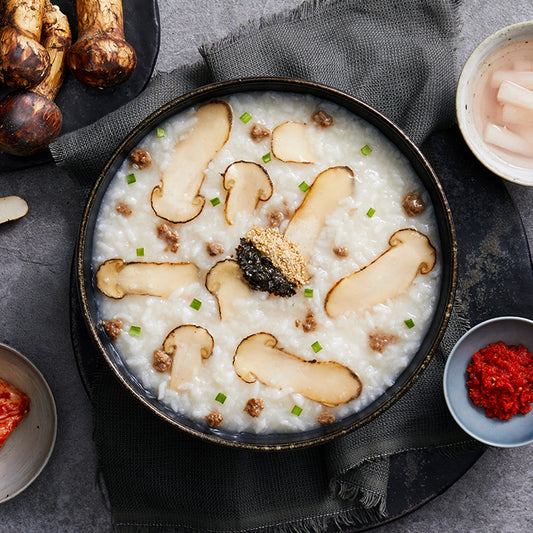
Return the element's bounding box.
[236,238,296,297]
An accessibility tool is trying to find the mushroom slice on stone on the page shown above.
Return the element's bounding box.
[223,161,273,225]
[161,325,214,392]
[206,259,251,320]
[151,100,232,223]
[0,195,28,224]
[271,122,315,163]
[325,229,436,318]
[233,333,362,407]
[96,259,198,299]
[284,166,354,261]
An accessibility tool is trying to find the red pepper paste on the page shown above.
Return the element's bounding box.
[466,341,533,420]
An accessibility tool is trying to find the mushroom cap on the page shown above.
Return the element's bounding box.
[0,91,62,155]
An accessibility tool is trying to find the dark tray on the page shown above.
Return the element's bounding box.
[70,126,533,530]
[0,0,160,171]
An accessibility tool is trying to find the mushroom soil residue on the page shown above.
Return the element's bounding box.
[92,92,442,433]
[466,341,533,420]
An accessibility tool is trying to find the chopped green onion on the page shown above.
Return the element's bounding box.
[299,181,311,192]
[240,112,252,123]
[156,127,165,138]
[361,144,372,155]
[126,173,136,184]
[215,392,227,404]
[404,318,415,329]
[311,341,322,353]
[190,298,202,311]
[136,247,144,257]
[291,405,303,416]
[210,197,221,207]
[304,288,314,298]
[366,207,376,218]
[262,152,271,163]
[129,325,141,336]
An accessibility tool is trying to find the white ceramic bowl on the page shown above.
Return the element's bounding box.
[444,316,533,448]
[0,343,57,503]
[456,21,533,187]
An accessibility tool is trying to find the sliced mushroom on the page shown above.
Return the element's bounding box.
[206,259,251,320]
[223,161,273,225]
[161,325,214,392]
[96,259,198,299]
[325,229,436,318]
[151,100,232,223]
[284,166,354,261]
[271,122,315,163]
[233,333,362,407]
[0,195,28,224]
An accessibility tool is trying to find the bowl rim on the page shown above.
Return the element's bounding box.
[0,342,57,503]
[443,315,533,448]
[76,76,457,450]
[456,20,533,187]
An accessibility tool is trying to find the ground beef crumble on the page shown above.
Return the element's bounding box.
[368,331,399,353]
[250,123,270,142]
[295,310,317,333]
[312,109,334,128]
[402,191,426,217]
[157,223,180,253]
[316,411,335,425]
[205,411,223,428]
[102,319,123,340]
[115,202,132,217]
[153,349,172,372]
[206,241,224,256]
[333,246,349,257]
[243,398,264,417]
[128,148,152,169]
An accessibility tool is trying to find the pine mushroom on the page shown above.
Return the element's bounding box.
[96,259,199,299]
[271,122,315,163]
[0,1,71,156]
[151,100,232,224]
[325,229,436,317]
[67,0,137,87]
[233,333,362,407]
[0,195,28,224]
[0,0,50,89]
[223,161,273,225]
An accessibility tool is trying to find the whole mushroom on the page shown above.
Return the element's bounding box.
[67,0,137,87]
[0,1,71,156]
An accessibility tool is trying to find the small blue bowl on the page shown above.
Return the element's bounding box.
[444,316,533,448]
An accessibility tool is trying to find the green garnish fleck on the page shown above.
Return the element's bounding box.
[299,181,310,192]
[190,298,202,311]
[215,392,227,404]
[262,152,271,163]
[291,405,303,416]
[304,288,314,298]
[210,197,221,207]
[156,128,165,138]
[240,112,252,123]
[126,173,136,184]
[404,318,415,329]
[361,144,372,155]
[366,207,376,218]
[136,247,144,257]
[311,341,322,353]
[129,325,141,336]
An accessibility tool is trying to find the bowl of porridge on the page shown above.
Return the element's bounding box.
[456,21,533,186]
[77,78,456,449]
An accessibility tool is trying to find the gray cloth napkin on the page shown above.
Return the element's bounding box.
[53,0,480,530]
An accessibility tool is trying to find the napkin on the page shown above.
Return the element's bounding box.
[53,0,480,530]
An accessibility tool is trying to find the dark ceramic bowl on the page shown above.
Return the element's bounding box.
[77,78,457,450]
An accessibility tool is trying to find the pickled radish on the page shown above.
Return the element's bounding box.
[497,80,533,112]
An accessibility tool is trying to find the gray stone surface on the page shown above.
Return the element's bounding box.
[1,1,532,531]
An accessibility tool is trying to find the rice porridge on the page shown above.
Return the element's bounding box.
[92,91,441,433]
